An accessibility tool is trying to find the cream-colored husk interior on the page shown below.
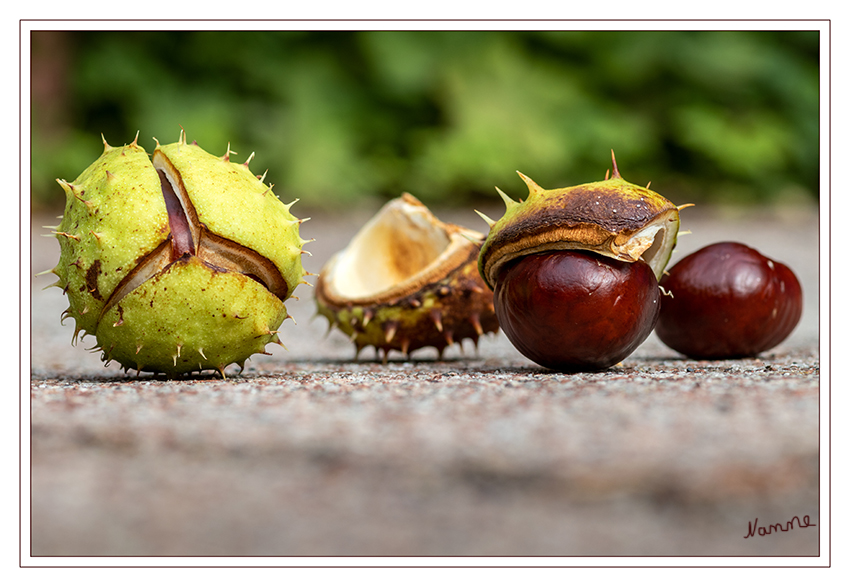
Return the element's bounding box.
[327,196,477,301]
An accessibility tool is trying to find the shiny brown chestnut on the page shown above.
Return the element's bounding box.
[655,242,802,359]
[493,250,661,371]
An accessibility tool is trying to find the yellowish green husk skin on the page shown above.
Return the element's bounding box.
[97,256,286,374]
[478,158,680,290]
[55,140,166,337]
[51,133,308,376]
[155,141,307,292]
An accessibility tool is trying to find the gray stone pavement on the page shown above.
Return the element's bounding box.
[28,202,821,558]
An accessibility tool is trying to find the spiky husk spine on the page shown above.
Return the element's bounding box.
[49,132,309,376]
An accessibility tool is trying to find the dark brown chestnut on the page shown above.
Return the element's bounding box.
[655,242,803,359]
[493,250,660,371]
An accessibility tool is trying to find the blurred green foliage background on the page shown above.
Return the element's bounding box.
[31,30,819,211]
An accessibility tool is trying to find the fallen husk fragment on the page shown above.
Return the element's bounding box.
[315,193,498,360]
[478,153,681,289]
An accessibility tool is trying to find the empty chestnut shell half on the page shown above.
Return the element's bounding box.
[655,242,803,359]
[493,250,660,371]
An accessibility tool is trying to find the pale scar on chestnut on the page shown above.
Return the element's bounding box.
[98,151,289,323]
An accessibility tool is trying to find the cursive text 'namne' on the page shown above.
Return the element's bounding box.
[744,515,816,538]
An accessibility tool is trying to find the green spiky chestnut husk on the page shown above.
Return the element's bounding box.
[49,131,309,376]
[315,193,498,360]
[478,152,683,290]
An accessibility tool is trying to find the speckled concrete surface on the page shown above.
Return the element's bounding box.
[28,203,821,557]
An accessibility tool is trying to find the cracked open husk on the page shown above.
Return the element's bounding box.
[315,193,498,360]
[478,152,682,290]
[48,131,310,376]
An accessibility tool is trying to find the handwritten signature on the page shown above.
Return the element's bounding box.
[744,515,816,539]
